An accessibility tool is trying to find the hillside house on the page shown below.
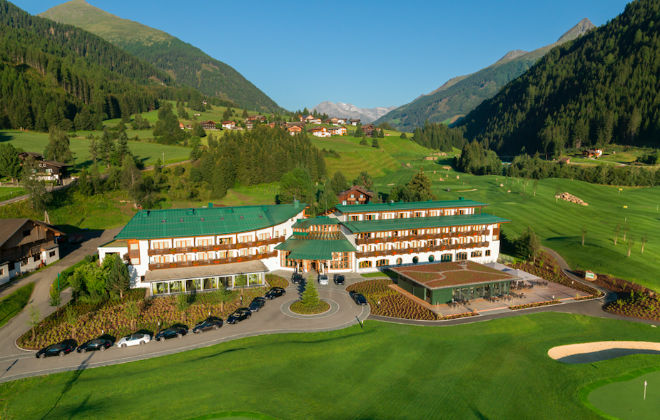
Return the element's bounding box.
[0,219,63,285]
[349,119,361,126]
[18,152,70,185]
[247,115,266,123]
[222,121,236,130]
[305,115,322,124]
[309,126,330,138]
[287,125,303,136]
[362,124,376,137]
[201,121,218,130]
[328,126,347,136]
[328,117,340,125]
[583,149,603,158]
[337,186,374,205]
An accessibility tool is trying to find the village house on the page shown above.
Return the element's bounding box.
[222,121,236,130]
[287,125,303,136]
[328,126,347,136]
[18,152,70,185]
[305,115,322,125]
[308,126,331,138]
[0,219,63,285]
[328,117,340,126]
[583,149,603,158]
[337,185,374,205]
[336,118,346,125]
[201,121,218,131]
[246,115,266,123]
[349,118,361,126]
[362,124,376,137]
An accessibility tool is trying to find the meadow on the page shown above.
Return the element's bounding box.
[0,187,25,202]
[0,313,658,419]
[0,130,191,172]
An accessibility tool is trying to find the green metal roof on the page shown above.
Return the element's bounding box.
[115,203,306,240]
[341,213,509,233]
[291,216,340,229]
[335,199,487,213]
[275,235,356,260]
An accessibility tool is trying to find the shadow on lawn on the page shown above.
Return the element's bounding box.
[40,352,95,420]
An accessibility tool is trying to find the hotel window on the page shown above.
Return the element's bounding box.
[365,214,374,221]
[398,212,406,219]
[485,250,491,257]
[238,234,253,243]
[471,250,482,258]
[414,211,424,218]
[217,251,227,259]
[174,239,193,248]
[129,242,139,251]
[152,240,168,249]
[456,252,468,261]
[198,238,213,247]
[376,259,388,267]
[359,260,372,268]
[218,237,234,245]
[238,248,248,257]
[350,215,359,221]
[258,232,272,240]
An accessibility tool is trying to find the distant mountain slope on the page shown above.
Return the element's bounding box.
[0,0,177,131]
[460,0,659,155]
[41,0,282,113]
[312,101,396,123]
[375,18,595,130]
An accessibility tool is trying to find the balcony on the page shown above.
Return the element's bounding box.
[355,242,489,259]
[147,236,284,256]
[355,230,489,245]
[148,251,277,270]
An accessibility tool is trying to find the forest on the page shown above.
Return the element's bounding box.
[459,0,660,156]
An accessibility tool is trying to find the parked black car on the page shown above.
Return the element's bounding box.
[226,308,252,324]
[249,297,266,312]
[192,316,223,333]
[333,274,346,285]
[77,336,114,353]
[349,291,368,305]
[36,339,77,358]
[291,272,304,284]
[155,324,188,341]
[265,287,286,299]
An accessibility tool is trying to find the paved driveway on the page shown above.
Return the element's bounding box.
[0,278,369,384]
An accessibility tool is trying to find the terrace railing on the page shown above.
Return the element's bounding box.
[148,251,277,270]
[355,241,489,259]
[147,236,285,256]
[355,229,489,245]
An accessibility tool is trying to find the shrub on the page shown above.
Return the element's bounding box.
[266,274,288,289]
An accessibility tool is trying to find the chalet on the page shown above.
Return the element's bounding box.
[222,121,236,130]
[308,126,330,138]
[337,186,374,205]
[0,219,63,285]
[328,126,347,136]
[246,115,266,123]
[18,153,70,185]
[348,119,361,126]
[583,149,603,158]
[328,117,340,125]
[336,118,346,125]
[559,157,571,164]
[305,115,322,124]
[287,125,303,136]
[179,122,185,130]
[201,120,218,131]
[246,122,254,130]
[362,124,376,137]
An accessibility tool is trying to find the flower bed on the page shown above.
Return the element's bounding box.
[440,312,478,320]
[603,292,660,321]
[18,287,267,350]
[510,252,603,298]
[509,300,560,310]
[289,300,330,315]
[347,280,438,320]
[266,274,288,289]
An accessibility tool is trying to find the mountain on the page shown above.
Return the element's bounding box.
[460,0,659,155]
[40,0,282,113]
[312,101,397,123]
[375,18,595,131]
[0,0,181,131]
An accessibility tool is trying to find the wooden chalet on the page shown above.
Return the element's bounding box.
[337,186,374,205]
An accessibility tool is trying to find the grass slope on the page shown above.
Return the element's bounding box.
[588,369,660,419]
[0,130,190,172]
[0,283,35,328]
[0,313,659,419]
[0,187,25,202]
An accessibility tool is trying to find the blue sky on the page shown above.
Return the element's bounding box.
[16,0,630,110]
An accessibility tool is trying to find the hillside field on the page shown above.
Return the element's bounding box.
[0,313,658,419]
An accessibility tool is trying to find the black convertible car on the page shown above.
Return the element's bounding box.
[36,339,77,358]
[155,324,189,341]
[226,308,251,324]
[192,316,223,333]
[77,336,114,353]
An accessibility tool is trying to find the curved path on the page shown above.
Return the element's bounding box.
[548,341,660,364]
[0,281,369,384]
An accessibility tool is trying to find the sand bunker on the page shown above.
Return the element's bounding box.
[548,341,660,364]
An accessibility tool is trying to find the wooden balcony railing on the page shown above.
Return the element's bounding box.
[148,251,277,270]
[355,242,489,259]
[355,230,489,246]
[147,236,284,256]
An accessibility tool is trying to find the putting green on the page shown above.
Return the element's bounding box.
[588,370,660,419]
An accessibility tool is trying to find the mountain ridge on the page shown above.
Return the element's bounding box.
[375,18,595,130]
[312,101,396,123]
[40,0,283,113]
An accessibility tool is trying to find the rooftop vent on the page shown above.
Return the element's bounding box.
[220,217,224,220]
[161,219,166,223]
[179,218,183,222]
[200,217,205,221]
[240,216,244,219]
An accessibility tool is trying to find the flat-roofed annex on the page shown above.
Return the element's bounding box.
[389,261,515,289]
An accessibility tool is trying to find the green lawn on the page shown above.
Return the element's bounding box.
[1,313,659,419]
[0,187,25,202]
[0,283,35,328]
[587,369,660,419]
[0,130,190,172]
